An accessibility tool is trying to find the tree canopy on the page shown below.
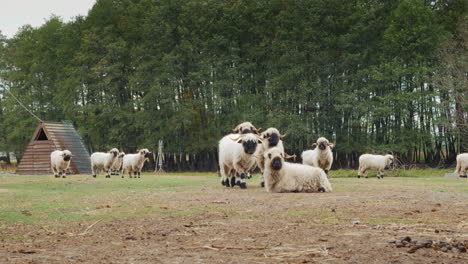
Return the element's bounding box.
[0,0,466,170]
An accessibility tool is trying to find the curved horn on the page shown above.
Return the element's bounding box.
[280,134,287,138]
[284,153,296,160]
[229,136,241,141]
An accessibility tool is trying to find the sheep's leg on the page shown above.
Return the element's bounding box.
[137,171,141,178]
[324,169,329,178]
[62,170,67,178]
[461,167,467,178]
[52,167,59,178]
[378,169,384,179]
[220,164,228,186]
[92,165,97,178]
[376,169,382,179]
[106,169,111,178]
[357,167,362,178]
[58,171,62,178]
[238,172,247,189]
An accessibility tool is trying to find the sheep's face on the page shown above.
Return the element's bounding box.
[232,122,259,134]
[237,135,262,155]
[262,128,281,147]
[314,137,334,151]
[118,152,125,158]
[265,148,284,171]
[139,149,152,158]
[385,155,394,166]
[62,150,72,161]
[109,148,119,157]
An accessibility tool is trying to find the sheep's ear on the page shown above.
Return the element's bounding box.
[312,143,318,148]
[268,153,272,159]
[232,129,238,134]
[328,143,335,148]
[280,134,287,139]
[237,139,243,144]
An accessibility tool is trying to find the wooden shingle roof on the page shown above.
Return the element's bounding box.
[16,122,91,175]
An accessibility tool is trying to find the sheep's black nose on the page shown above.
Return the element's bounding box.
[241,129,251,134]
[319,143,326,150]
[63,155,71,161]
[113,152,117,157]
[272,158,282,170]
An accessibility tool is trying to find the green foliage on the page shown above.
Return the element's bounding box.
[0,0,466,167]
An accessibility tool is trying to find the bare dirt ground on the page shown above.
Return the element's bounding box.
[1,176,467,263]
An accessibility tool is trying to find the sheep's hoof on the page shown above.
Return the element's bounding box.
[121,176,124,178]
[54,175,60,178]
[318,187,325,192]
[106,175,110,178]
[261,182,265,188]
[62,176,66,178]
[357,175,360,178]
[240,173,246,179]
[365,176,368,179]
[225,179,231,187]
[239,182,247,189]
[92,175,96,178]
[459,175,467,178]
[221,180,226,186]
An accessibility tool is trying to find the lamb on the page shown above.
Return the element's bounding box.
[50,150,72,178]
[231,121,260,134]
[357,154,394,179]
[110,152,125,176]
[122,149,152,178]
[301,137,334,176]
[263,147,332,193]
[218,133,263,189]
[455,153,468,178]
[90,148,119,178]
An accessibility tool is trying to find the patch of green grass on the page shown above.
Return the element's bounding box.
[330,169,452,178]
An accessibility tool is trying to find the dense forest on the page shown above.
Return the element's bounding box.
[0,0,466,171]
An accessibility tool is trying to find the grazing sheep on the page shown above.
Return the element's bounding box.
[357,154,394,179]
[455,153,468,178]
[122,149,152,178]
[263,147,332,193]
[110,152,125,176]
[232,122,260,134]
[219,133,263,189]
[301,137,334,176]
[90,148,119,178]
[50,150,72,178]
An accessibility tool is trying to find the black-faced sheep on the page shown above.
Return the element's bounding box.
[357,154,394,179]
[218,133,263,189]
[122,149,152,178]
[301,137,334,176]
[90,148,119,178]
[263,147,332,193]
[50,150,72,178]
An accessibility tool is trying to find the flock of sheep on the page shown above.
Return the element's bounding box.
[50,121,468,186]
[218,122,468,193]
[50,148,152,178]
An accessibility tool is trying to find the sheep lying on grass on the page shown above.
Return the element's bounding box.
[219,133,263,189]
[50,150,72,178]
[357,154,394,179]
[263,147,332,193]
[91,148,119,178]
[455,153,468,178]
[122,149,152,178]
[302,137,334,176]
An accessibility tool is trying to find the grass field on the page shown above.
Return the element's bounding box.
[1,170,467,263]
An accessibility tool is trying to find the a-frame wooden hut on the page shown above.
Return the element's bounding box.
[16,122,92,175]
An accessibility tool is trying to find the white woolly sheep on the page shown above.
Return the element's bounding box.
[263,147,332,193]
[50,150,72,178]
[257,128,296,186]
[219,133,263,189]
[357,154,394,179]
[122,149,152,178]
[231,121,260,134]
[455,153,468,178]
[90,148,119,178]
[110,152,125,176]
[301,137,334,176]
